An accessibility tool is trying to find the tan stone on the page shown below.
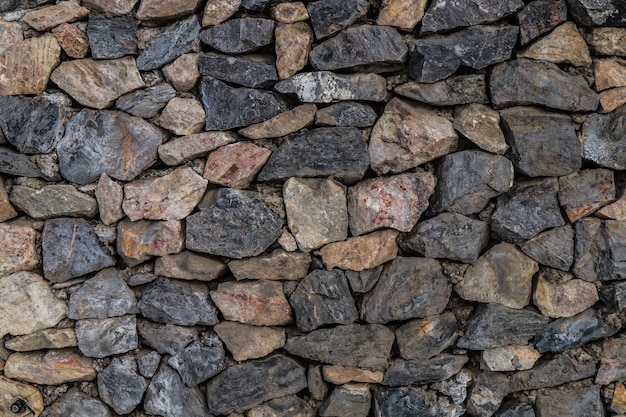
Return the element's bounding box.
[5,328,77,352]
[23,2,90,32]
[0,177,17,223]
[136,0,202,21]
[583,27,626,57]
[95,173,124,226]
[239,104,317,139]
[322,365,384,384]
[213,321,285,361]
[598,188,626,220]
[0,20,23,55]
[158,98,205,135]
[481,345,541,372]
[154,251,227,281]
[117,219,184,266]
[611,383,626,414]
[203,142,271,189]
[202,0,241,27]
[52,23,89,59]
[594,58,626,91]
[534,269,598,318]
[163,53,201,92]
[0,375,43,417]
[277,228,298,252]
[228,249,311,280]
[596,338,626,385]
[0,35,61,96]
[376,0,428,31]
[454,103,507,154]
[4,350,96,385]
[599,87,626,112]
[82,0,139,15]
[275,22,313,79]
[0,222,39,275]
[518,22,591,67]
[318,229,399,272]
[158,131,236,166]
[270,2,309,23]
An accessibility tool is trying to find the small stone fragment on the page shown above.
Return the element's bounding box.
[595,337,626,385]
[517,0,567,45]
[5,328,76,351]
[228,249,311,280]
[0,177,16,222]
[137,15,201,71]
[320,383,371,417]
[0,222,38,275]
[158,131,236,166]
[558,169,615,222]
[240,104,316,139]
[202,0,241,26]
[137,351,160,378]
[509,352,597,392]
[43,389,110,417]
[420,0,523,33]
[583,27,626,56]
[535,385,604,417]
[97,358,147,415]
[117,219,184,266]
[466,372,510,417]
[88,14,138,59]
[144,362,209,417]
[518,22,591,67]
[10,185,97,219]
[0,148,42,178]
[0,375,44,417]
[594,58,626,91]
[199,53,277,88]
[159,98,205,136]
[203,142,271,189]
[582,107,626,169]
[23,1,89,32]
[95,173,124,225]
[200,18,274,53]
[322,366,383,384]
[271,2,308,23]
[168,339,226,387]
[481,345,541,372]
[395,74,488,106]
[248,395,315,417]
[155,251,226,281]
[163,53,201,92]
[67,268,136,320]
[75,315,138,358]
[396,312,458,360]
[136,0,201,21]
[453,104,508,154]
[520,226,574,271]
[318,229,398,271]
[377,0,428,31]
[137,320,199,355]
[214,321,285,361]
[275,22,313,79]
[599,86,626,112]
[4,350,95,385]
[611,383,626,414]
[278,228,298,252]
[115,83,176,119]
[315,102,376,127]
[307,0,368,39]
[383,355,468,387]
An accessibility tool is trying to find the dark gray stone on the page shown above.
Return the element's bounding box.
[496,402,535,417]
[400,212,489,263]
[0,0,50,12]
[573,218,612,282]
[409,25,518,83]
[345,266,383,293]
[115,84,177,119]
[68,268,137,320]
[315,102,377,127]
[307,0,369,39]
[57,109,166,184]
[251,395,316,417]
[320,384,371,417]
[361,257,451,324]
[10,184,97,219]
[375,387,446,417]
[42,217,115,283]
[42,389,111,417]
[186,188,282,259]
[558,169,615,222]
[516,0,568,45]
[490,59,599,112]
[76,315,138,358]
[535,309,620,353]
[510,353,597,392]
[600,281,626,311]
[290,269,358,332]
[205,355,307,415]
[582,106,626,170]
[467,372,511,417]
[535,385,604,417]
[421,0,524,34]
[137,319,199,356]
[395,312,458,361]
[0,96,65,154]
[520,226,575,271]
[137,15,200,71]
[128,273,158,287]
[242,0,270,11]
[0,147,42,177]
[97,358,148,415]
[491,178,564,243]
[383,355,468,387]
[137,351,161,378]
[87,14,138,59]
[308,364,328,401]
[198,53,278,88]
[566,0,626,26]
[284,323,394,371]
[168,339,226,387]
[458,303,550,350]
[199,18,274,53]
[199,76,288,130]
[257,127,369,184]
[138,277,219,326]
[500,107,581,177]
[395,74,488,106]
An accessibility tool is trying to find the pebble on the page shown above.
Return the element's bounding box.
[202,141,271,189]
[75,315,138,358]
[318,229,399,271]
[275,22,313,79]
[117,219,184,266]
[395,74,488,106]
[136,15,200,71]
[4,350,96,385]
[155,251,226,281]
[239,104,316,139]
[395,312,458,360]
[10,184,97,219]
[97,358,147,414]
[158,131,236,166]
[0,222,39,275]
[115,83,176,118]
[228,249,311,280]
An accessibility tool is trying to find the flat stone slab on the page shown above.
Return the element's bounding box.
[154,251,227,281]
[4,350,95,385]
[136,15,200,71]
[228,249,310,280]
[318,229,399,271]
[382,355,468,386]
[275,71,387,103]
[517,0,567,45]
[202,141,271,189]
[420,0,523,33]
[396,312,458,361]
[509,352,597,392]
[395,74,488,106]
[315,102,376,127]
[199,53,277,88]
[115,83,176,118]
[10,185,97,219]
[199,18,274,53]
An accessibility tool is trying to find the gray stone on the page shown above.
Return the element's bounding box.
[137,351,161,378]
[137,15,200,71]
[97,358,147,415]
[76,315,138,358]
[535,385,604,417]
[115,84,177,119]
[421,0,523,33]
[205,355,307,415]
[409,25,518,83]
[10,185,97,219]
[400,212,489,264]
[315,102,377,127]
[600,281,626,310]
[517,0,568,45]
[199,18,274,53]
[520,226,575,271]
[396,312,458,361]
[198,53,277,88]
[457,303,550,350]
[490,59,599,111]
[558,169,615,222]
[42,389,111,417]
[307,0,369,39]
[0,147,41,178]
[0,0,51,12]
[395,74,488,106]
[596,337,626,384]
[566,0,626,26]
[491,178,564,243]
[137,319,199,356]
[168,339,226,387]
[258,127,369,184]
[467,372,510,417]
[496,403,535,417]
[284,324,394,371]
[144,362,209,417]
[308,364,328,401]
[345,266,383,293]
[242,0,269,11]
[186,188,282,259]
[361,257,451,324]
[509,352,597,392]
[375,387,448,417]
[214,321,285,361]
[138,277,219,326]
[0,96,65,154]
[582,106,626,170]
[383,355,468,387]
[500,107,581,177]
[573,218,612,282]
[128,273,158,286]
[88,14,138,59]
[68,268,137,320]
[249,395,316,417]
[42,218,115,283]
[320,384,371,417]
[199,76,288,130]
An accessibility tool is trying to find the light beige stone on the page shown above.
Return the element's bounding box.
[95,173,124,226]
[158,131,236,166]
[203,142,271,189]
[594,57,626,91]
[202,0,241,27]
[376,0,428,31]
[5,328,77,352]
[4,350,96,385]
[162,53,201,92]
[481,345,541,372]
[0,222,39,275]
[275,22,313,79]
[318,229,399,272]
[228,249,311,280]
[454,103,507,154]
[52,23,89,59]
[213,321,285,361]
[270,2,309,23]
[277,228,298,252]
[599,86,626,112]
[158,97,205,136]
[533,269,598,318]
[583,27,626,57]
[0,375,43,417]
[0,20,23,55]
[23,2,90,31]
[154,251,227,281]
[322,365,384,384]
[239,104,317,139]
[136,0,202,21]
[518,22,591,67]
[0,177,17,222]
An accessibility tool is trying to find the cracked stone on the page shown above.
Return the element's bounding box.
[95,174,124,226]
[144,362,209,417]
[518,22,591,67]
[199,18,274,53]
[420,0,523,33]
[275,22,313,79]
[168,339,226,387]
[395,74,488,106]
[558,168,615,222]
[75,315,138,358]
[582,106,626,169]
[517,0,567,45]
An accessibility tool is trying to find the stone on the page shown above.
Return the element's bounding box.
[395,74,488,106]
[520,226,575,271]
[490,59,599,111]
[203,142,271,189]
[278,228,298,252]
[599,87,626,112]
[159,131,235,166]
[136,0,201,21]
[259,127,369,184]
[517,0,567,45]
[383,355,468,387]
[200,76,288,131]
[509,352,596,392]
[199,18,274,53]
[228,249,311,280]
[4,350,95,385]
[115,83,176,118]
[137,351,160,378]
[491,178,564,243]
[455,243,538,309]
[43,389,110,417]
[210,280,292,326]
[0,96,65,154]
[168,339,226,387]
[271,2,308,23]
[88,14,138,59]
[275,22,313,79]
[199,53,277,88]
[0,222,38,275]
[202,0,241,26]
[409,25,518,83]
[307,0,368,39]
[495,403,535,417]
[348,172,436,236]
[67,268,136,320]
[600,188,626,220]
[309,365,328,401]
[318,229,399,271]
[205,355,307,415]
[284,324,394,371]
[518,22,591,67]
[5,328,76,351]
[23,2,89,31]
[137,320,199,355]
[315,102,376,127]
[567,0,626,26]
[163,53,201,92]
[361,257,451,324]
[320,383,371,417]
[466,372,510,417]
[454,104,507,153]
[457,303,550,350]
[10,185,96,219]
[75,315,138,358]
[240,104,316,139]
[214,321,285,361]
[583,27,626,56]
[431,150,514,215]
[83,0,138,14]
[345,266,383,293]
[138,277,218,326]
[582,107,626,169]
[572,218,611,282]
[117,219,184,266]
[97,358,147,415]
[596,337,626,384]
[0,375,44,417]
[248,395,315,417]
[594,58,626,91]
[396,312,458,360]
[186,188,282,259]
[375,386,452,417]
[42,217,115,283]
[612,383,626,414]
[242,0,270,11]
[421,0,523,33]
[0,177,16,222]
[558,169,615,222]
[481,345,540,372]
[535,385,604,417]
[0,20,22,56]
[155,251,226,281]
[137,15,201,71]
[377,0,428,31]
[159,98,205,136]
[144,362,209,417]
[431,370,472,405]
[95,174,124,225]
[322,366,383,384]
[0,35,60,96]
[0,148,42,178]
[600,281,626,311]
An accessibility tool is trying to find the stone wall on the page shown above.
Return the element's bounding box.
[0,0,626,416]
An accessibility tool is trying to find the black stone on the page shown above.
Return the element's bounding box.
[307,0,369,39]
[137,15,200,71]
[198,53,278,88]
[344,265,383,293]
[467,372,511,417]
[520,226,575,271]
[395,312,459,361]
[0,0,50,12]
[582,106,626,170]
[0,147,41,177]
[75,315,138,358]
[67,268,137,319]
[168,339,226,387]
[509,352,597,392]
[186,188,283,259]
[137,319,199,356]
[87,14,138,59]
[421,0,524,34]
[97,358,148,415]
[382,355,468,386]
[257,127,369,184]
[128,273,158,286]
[199,18,274,54]
[137,351,161,378]
[572,218,612,282]
[516,0,568,45]
[115,83,177,118]
[315,102,377,127]
[375,387,447,417]
[395,74,489,106]
[566,0,626,26]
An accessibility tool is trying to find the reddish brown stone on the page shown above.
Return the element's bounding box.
[599,87,626,112]
[318,229,399,272]
[163,53,201,92]
[203,142,271,189]
[95,173,124,226]
[4,350,96,385]
[117,219,184,266]
[270,2,309,23]
[202,0,241,27]
[136,0,202,21]
[239,104,317,139]
[228,249,311,280]
[558,169,615,223]
[598,188,626,220]
[0,20,23,56]
[0,222,39,275]
[534,269,598,318]
[23,2,90,31]
[0,177,17,222]
[52,23,89,59]
[275,22,313,79]
[154,251,227,281]
[158,98,205,136]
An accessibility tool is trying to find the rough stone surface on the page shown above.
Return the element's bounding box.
[345,267,383,293]
[0,177,17,222]
[158,97,205,136]
[136,0,201,21]
[396,312,458,361]
[322,366,383,385]
[377,0,428,31]
[5,328,77,351]
[228,249,310,280]
[88,14,138,59]
[117,219,183,266]
[214,321,285,361]
[10,185,97,219]
[596,337,626,385]
[136,320,199,356]
[4,350,95,385]
[115,83,176,118]
[240,104,316,139]
[203,142,271,189]
[558,168,615,222]
[23,2,89,31]
[0,222,39,275]
[155,251,226,281]
[97,358,147,414]
[202,0,241,26]
[0,375,44,417]
[420,0,523,33]
[572,218,611,282]
[199,53,277,88]
[520,226,575,271]
[453,103,508,154]
[75,315,138,358]
[583,27,626,56]
[68,268,136,319]
[0,148,42,178]
[567,0,626,26]
[582,107,626,169]
[481,345,541,372]
[535,385,604,417]
[395,74,488,106]
[271,2,308,23]
[168,339,226,387]
[318,229,399,271]
[95,173,124,225]
[162,53,201,92]
[137,15,201,71]
[315,102,376,127]
[596,58,626,92]
[137,351,160,378]
[383,355,468,387]
[42,389,110,417]
[307,0,369,39]
[375,386,452,417]
[158,131,236,166]
[515,354,596,392]
[517,0,567,45]
[144,362,209,417]
[275,22,314,80]
[466,372,510,417]
[612,382,626,414]
[319,383,372,417]
[518,22,591,67]
[200,18,274,53]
